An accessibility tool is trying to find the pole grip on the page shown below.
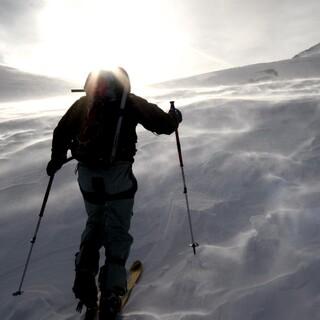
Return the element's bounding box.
[170,101,175,111]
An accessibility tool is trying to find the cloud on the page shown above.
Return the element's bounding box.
[0,0,44,43]
[172,0,320,67]
[1,0,320,81]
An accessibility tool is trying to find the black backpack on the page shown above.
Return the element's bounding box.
[71,69,130,165]
[72,98,120,164]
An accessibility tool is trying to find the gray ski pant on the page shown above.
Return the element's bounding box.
[76,161,137,295]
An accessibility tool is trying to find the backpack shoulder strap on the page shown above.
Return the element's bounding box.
[110,89,129,164]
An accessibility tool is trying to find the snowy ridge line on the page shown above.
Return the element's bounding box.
[147,77,320,102]
[294,43,320,59]
[123,310,210,319]
[157,77,320,92]
[149,77,320,106]
[180,93,320,104]
[173,92,320,107]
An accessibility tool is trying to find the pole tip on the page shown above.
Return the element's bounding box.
[12,291,23,296]
[190,242,199,255]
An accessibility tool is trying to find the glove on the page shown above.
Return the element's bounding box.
[46,158,65,176]
[169,108,183,124]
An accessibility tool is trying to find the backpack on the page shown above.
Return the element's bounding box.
[71,69,130,165]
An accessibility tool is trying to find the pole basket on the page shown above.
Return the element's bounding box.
[190,242,200,255]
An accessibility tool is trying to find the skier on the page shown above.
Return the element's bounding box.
[46,67,182,319]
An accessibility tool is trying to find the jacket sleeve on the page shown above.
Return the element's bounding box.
[130,94,179,134]
[50,98,83,160]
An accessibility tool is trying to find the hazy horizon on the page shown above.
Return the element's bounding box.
[1,0,320,86]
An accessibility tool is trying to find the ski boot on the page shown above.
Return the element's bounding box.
[99,292,122,320]
[83,306,98,320]
[73,270,98,319]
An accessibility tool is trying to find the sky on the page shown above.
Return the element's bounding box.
[1,0,320,87]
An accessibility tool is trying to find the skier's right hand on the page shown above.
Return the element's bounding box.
[46,158,65,176]
[169,108,183,124]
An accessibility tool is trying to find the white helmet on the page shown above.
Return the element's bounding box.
[84,67,131,99]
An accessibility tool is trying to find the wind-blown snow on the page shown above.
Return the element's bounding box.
[1,51,320,320]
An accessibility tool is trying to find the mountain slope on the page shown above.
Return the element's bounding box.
[0,65,73,102]
[1,47,320,320]
[293,42,320,59]
[155,46,320,88]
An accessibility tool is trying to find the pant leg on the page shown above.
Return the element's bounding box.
[100,198,134,295]
[73,198,104,307]
[72,168,106,307]
[100,163,136,296]
[77,162,137,296]
[75,201,105,275]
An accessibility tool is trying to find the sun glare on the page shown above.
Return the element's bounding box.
[16,0,192,87]
[4,0,231,88]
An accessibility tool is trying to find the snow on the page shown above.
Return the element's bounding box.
[0,64,73,102]
[293,43,320,59]
[1,51,320,319]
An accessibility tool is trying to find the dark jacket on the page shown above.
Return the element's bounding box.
[51,93,179,165]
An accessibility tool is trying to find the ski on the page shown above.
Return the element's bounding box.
[121,260,143,310]
[82,260,143,320]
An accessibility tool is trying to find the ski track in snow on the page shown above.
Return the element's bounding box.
[2,60,320,319]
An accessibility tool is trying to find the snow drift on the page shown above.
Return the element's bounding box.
[1,45,320,320]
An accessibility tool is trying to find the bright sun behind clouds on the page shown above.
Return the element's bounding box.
[7,0,228,87]
[25,0,192,86]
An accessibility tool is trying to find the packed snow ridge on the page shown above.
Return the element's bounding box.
[1,43,320,320]
[293,42,320,59]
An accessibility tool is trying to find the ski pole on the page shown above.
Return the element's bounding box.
[170,101,199,255]
[13,157,73,296]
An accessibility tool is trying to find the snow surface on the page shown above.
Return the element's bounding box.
[1,52,320,320]
[0,64,73,102]
[294,43,320,59]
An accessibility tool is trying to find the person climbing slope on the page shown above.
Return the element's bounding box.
[46,67,182,319]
